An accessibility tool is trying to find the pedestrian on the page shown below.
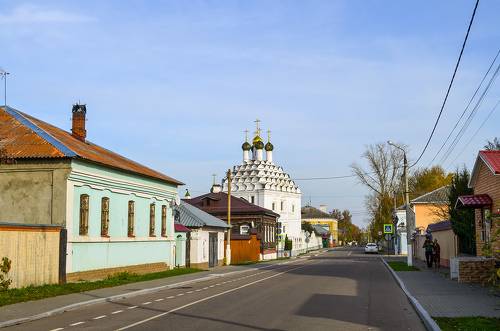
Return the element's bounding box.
[423,237,434,268]
[433,239,440,270]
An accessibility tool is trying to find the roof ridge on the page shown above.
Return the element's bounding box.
[177,203,204,227]
[2,106,76,157]
[411,185,449,203]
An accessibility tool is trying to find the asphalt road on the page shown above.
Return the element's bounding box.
[6,248,425,331]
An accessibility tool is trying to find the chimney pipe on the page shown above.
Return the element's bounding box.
[71,104,87,141]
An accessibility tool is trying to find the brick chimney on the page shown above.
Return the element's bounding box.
[71,104,87,141]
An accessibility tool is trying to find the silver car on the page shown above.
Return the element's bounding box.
[365,243,378,254]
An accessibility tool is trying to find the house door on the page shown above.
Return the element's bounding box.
[185,232,191,268]
[209,233,218,268]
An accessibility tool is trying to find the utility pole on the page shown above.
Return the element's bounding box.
[388,141,413,266]
[226,169,232,265]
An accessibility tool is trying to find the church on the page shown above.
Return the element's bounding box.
[222,120,303,254]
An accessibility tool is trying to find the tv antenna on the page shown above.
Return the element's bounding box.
[0,68,10,107]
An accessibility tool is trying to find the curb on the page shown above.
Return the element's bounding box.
[0,263,285,329]
[380,258,441,331]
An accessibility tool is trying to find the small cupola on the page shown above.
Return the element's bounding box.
[71,104,87,141]
[265,130,274,162]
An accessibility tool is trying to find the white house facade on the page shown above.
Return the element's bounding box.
[222,122,303,252]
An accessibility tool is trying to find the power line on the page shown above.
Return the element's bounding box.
[448,99,500,167]
[427,48,500,167]
[439,61,500,165]
[411,0,480,168]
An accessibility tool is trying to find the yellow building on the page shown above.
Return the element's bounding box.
[410,186,450,232]
[301,206,338,246]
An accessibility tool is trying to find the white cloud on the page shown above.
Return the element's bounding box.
[0,4,94,24]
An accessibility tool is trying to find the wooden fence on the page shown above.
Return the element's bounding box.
[225,233,261,264]
[0,222,64,288]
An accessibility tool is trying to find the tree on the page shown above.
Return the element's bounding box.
[448,167,475,255]
[409,165,453,200]
[332,208,362,244]
[484,137,500,151]
[301,221,314,234]
[351,143,404,241]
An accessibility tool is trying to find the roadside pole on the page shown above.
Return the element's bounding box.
[226,169,232,265]
[403,154,413,266]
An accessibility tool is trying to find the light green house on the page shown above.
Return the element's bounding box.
[0,105,183,281]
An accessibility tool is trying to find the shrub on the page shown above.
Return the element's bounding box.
[0,257,12,291]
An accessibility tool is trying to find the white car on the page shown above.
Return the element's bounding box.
[365,243,378,254]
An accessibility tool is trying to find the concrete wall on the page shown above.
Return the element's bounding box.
[431,229,458,267]
[0,223,61,288]
[0,160,71,226]
[174,232,187,267]
[67,159,178,274]
[189,228,225,268]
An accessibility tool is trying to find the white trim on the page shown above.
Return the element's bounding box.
[65,180,75,273]
[70,236,175,243]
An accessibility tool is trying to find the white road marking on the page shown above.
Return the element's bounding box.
[195,289,202,292]
[155,298,164,302]
[69,322,85,326]
[112,310,123,314]
[348,251,352,256]
[93,315,107,320]
[186,291,193,294]
[203,287,209,289]
[176,293,184,296]
[216,283,221,286]
[127,306,138,310]
[209,285,215,288]
[167,296,175,299]
[117,261,317,330]
[142,302,152,305]
[49,328,64,331]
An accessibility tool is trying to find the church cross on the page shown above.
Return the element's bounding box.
[254,119,261,136]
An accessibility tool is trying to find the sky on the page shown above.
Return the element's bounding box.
[1,0,499,227]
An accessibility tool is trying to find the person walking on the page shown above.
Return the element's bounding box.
[433,239,441,270]
[423,237,434,268]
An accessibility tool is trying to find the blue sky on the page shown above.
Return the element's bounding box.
[1,1,499,226]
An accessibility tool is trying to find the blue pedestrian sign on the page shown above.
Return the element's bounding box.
[383,224,394,234]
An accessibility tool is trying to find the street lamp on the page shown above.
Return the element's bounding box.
[387,141,413,266]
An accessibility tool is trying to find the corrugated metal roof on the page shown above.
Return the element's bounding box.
[312,224,329,235]
[175,202,230,228]
[0,106,183,185]
[456,194,492,208]
[301,205,334,219]
[480,150,500,174]
[411,186,450,204]
[427,220,452,232]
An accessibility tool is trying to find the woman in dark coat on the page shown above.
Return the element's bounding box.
[433,239,441,270]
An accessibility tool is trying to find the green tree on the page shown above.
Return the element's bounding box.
[409,165,453,200]
[301,221,314,234]
[448,168,475,255]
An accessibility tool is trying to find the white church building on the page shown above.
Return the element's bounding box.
[222,121,306,254]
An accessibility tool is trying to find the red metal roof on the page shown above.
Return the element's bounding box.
[0,106,183,185]
[174,223,191,232]
[456,194,493,208]
[480,150,500,174]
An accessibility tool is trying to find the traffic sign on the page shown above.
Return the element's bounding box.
[383,224,394,234]
[378,231,382,236]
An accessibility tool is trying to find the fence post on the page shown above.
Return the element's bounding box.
[59,228,67,284]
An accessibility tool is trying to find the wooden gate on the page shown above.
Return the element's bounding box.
[209,232,218,268]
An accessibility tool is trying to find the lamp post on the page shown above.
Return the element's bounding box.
[226,169,232,265]
[388,141,413,266]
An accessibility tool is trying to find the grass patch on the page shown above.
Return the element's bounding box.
[434,317,500,331]
[0,267,202,307]
[387,261,419,271]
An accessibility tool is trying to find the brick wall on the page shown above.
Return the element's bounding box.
[458,259,495,284]
[473,160,500,257]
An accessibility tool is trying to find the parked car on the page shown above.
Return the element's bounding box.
[365,243,378,254]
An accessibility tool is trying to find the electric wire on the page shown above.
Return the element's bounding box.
[426,48,500,167]
[411,0,480,168]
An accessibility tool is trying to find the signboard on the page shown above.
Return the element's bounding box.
[383,224,393,234]
[378,231,382,236]
[385,234,391,241]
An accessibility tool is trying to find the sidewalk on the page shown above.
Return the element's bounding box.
[0,262,275,326]
[386,257,500,318]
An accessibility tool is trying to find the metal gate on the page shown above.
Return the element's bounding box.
[209,232,218,268]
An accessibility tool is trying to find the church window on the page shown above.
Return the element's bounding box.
[292,205,295,212]
[128,201,135,237]
[280,201,284,211]
[101,197,110,237]
[79,194,89,235]
[251,196,255,204]
[149,203,156,236]
[272,202,275,211]
[161,205,167,237]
